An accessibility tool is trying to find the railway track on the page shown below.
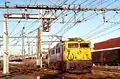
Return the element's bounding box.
[8,72,120,79]
[0,63,120,79]
[92,66,120,78]
[93,66,120,71]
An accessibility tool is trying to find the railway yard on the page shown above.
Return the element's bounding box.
[1,37,120,79]
[0,0,120,79]
[0,61,120,79]
[0,37,119,79]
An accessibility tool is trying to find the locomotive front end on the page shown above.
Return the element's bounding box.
[63,40,92,73]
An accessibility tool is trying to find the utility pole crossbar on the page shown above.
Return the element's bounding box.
[4,13,55,19]
[0,5,120,11]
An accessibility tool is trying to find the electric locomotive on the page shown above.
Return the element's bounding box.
[49,38,92,73]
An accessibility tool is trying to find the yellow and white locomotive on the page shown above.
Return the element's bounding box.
[49,38,92,73]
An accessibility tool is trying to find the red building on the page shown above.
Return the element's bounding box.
[92,37,120,66]
[94,37,120,50]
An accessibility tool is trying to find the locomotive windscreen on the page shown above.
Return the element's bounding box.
[80,43,89,48]
[68,43,78,48]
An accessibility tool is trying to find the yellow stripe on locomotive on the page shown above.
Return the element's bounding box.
[64,40,91,61]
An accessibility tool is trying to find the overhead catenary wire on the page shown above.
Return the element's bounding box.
[89,0,108,8]
[8,0,65,51]
[86,13,120,39]
[50,0,94,46]
[53,0,119,44]
[1,0,120,52]
[12,19,39,36]
[84,0,97,7]
[8,0,39,48]
[89,21,120,40]
[49,0,71,24]
[59,11,100,35]
[9,19,21,36]
[82,0,120,38]
[47,0,58,6]
[50,0,97,39]
[8,19,39,44]
[47,0,119,47]
[49,0,80,34]
[53,0,89,34]
[39,0,80,48]
[8,8,29,42]
[83,11,119,39]
[9,29,37,54]
[54,0,111,36]
[25,0,62,35]
[41,0,72,48]
[59,2,112,35]
[9,34,21,45]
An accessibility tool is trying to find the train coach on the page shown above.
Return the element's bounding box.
[92,37,120,66]
[92,48,120,66]
[49,38,92,73]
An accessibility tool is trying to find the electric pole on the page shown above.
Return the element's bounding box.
[3,16,9,74]
[27,39,30,56]
[48,43,51,66]
[22,27,25,58]
[36,28,42,68]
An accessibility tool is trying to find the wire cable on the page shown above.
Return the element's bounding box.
[90,21,120,40]
[82,0,120,38]
[87,13,120,39]
[9,19,21,36]
[83,12,119,39]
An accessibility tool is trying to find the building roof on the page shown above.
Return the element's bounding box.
[93,37,120,50]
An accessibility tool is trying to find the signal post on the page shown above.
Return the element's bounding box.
[3,13,55,75]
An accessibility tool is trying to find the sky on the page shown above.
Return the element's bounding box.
[0,0,120,55]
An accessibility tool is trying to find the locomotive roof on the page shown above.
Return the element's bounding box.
[67,38,84,41]
[50,38,90,49]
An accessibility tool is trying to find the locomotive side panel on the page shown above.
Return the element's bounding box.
[50,48,56,63]
[49,43,64,69]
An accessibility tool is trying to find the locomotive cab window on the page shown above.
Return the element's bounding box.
[80,43,89,48]
[56,47,61,53]
[51,50,55,55]
[68,43,78,48]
